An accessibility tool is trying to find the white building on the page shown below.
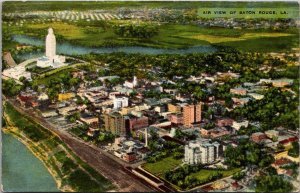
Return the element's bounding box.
[232,120,249,131]
[113,96,129,109]
[2,65,32,81]
[184,138,220,165]
[37,28,66,68]
[123,76,138,88]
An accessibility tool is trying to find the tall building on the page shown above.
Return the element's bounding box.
[184,138,220,165]
[37,28,66,68]
[46,28,56,59]
[182,103,202,127]
[104,112,125,136]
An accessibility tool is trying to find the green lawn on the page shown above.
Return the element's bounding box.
[143,156,182,176]
[190,167,242,181]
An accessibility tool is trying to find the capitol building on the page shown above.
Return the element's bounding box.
[37,28,67,68]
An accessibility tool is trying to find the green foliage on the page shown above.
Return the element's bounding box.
[68,169,103,192]
[288,142,299,158]
[165,165,226,189]
[224,141,274,168]
[4,102,51,142]
[66,112,80,123]
[255,175,293,193]
[232,171,246,180]
[97,132,115,143]
[113,23,159,39]
[232,88,299,130]
[2,79,23,97]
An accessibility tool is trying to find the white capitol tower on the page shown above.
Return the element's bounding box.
[37,28,66,68]
[46,28,56,59]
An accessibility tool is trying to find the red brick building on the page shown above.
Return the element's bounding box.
[251,132,267,143]
[124,115,149,133]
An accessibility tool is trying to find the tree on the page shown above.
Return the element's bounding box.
[2,78,22,97]
[255,175,293,193]
[288,142,299,158]
[67,112,80,123]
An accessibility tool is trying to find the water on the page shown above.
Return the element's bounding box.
[2,132,59,192]
[12,35,216,56]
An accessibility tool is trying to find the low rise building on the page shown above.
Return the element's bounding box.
[124,114,149,134]
[167,113,184,125]
[265,130,279,139]
[58,93,75,101]
[232,120,249,131]
[251,132,267,143]
[230,87,247,95]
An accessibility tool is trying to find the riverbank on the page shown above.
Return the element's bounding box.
[2,132,59,192]
[3,101,115,192]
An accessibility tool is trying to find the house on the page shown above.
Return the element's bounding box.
[58,93,75,101]
[251,132,267,143]
[230,87,247,95]
[216,118,233,127]
[265,130,279,139]
[167,113,184,125]
[248,93,264,100]
[232,120,249,131]
[123,152,137,162]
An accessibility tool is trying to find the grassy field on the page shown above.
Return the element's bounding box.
[190,167,242,181]
[3,102,114,192]
[3,20,299,52]
[143,156,182,176]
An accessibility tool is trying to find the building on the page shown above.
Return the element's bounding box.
[123,152,137,162]
[2,65,32,81]
[124,115,149,134]
[201,127,231,139]
[168,103,181,113]
[230,87,247,95]
[216,118,233,127]
[232,120,249,131]
[104,112,125,136]
[37,28,66,68]
[184,138,220,165]
[113,96,129,109]
[167,113,184,125]
[58,93,75,101]
[265,130,279,139]
[183,103,201,127]
[123,76,138,88]
[80,116,99,128]
[251,132,267,143]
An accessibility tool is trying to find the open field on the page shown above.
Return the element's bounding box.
[3,102,114,192]
[3,20,299,52]
[143,156,182,176]
[190,167,242,181]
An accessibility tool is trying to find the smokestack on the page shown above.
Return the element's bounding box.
[145,127,148,147]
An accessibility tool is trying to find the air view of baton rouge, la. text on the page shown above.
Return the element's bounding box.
[1,1,299,192]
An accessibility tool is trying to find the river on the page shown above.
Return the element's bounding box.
[2,132,59,192]
[12,35,216,61]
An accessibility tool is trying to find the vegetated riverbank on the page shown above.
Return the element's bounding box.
[2,101,115,192]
